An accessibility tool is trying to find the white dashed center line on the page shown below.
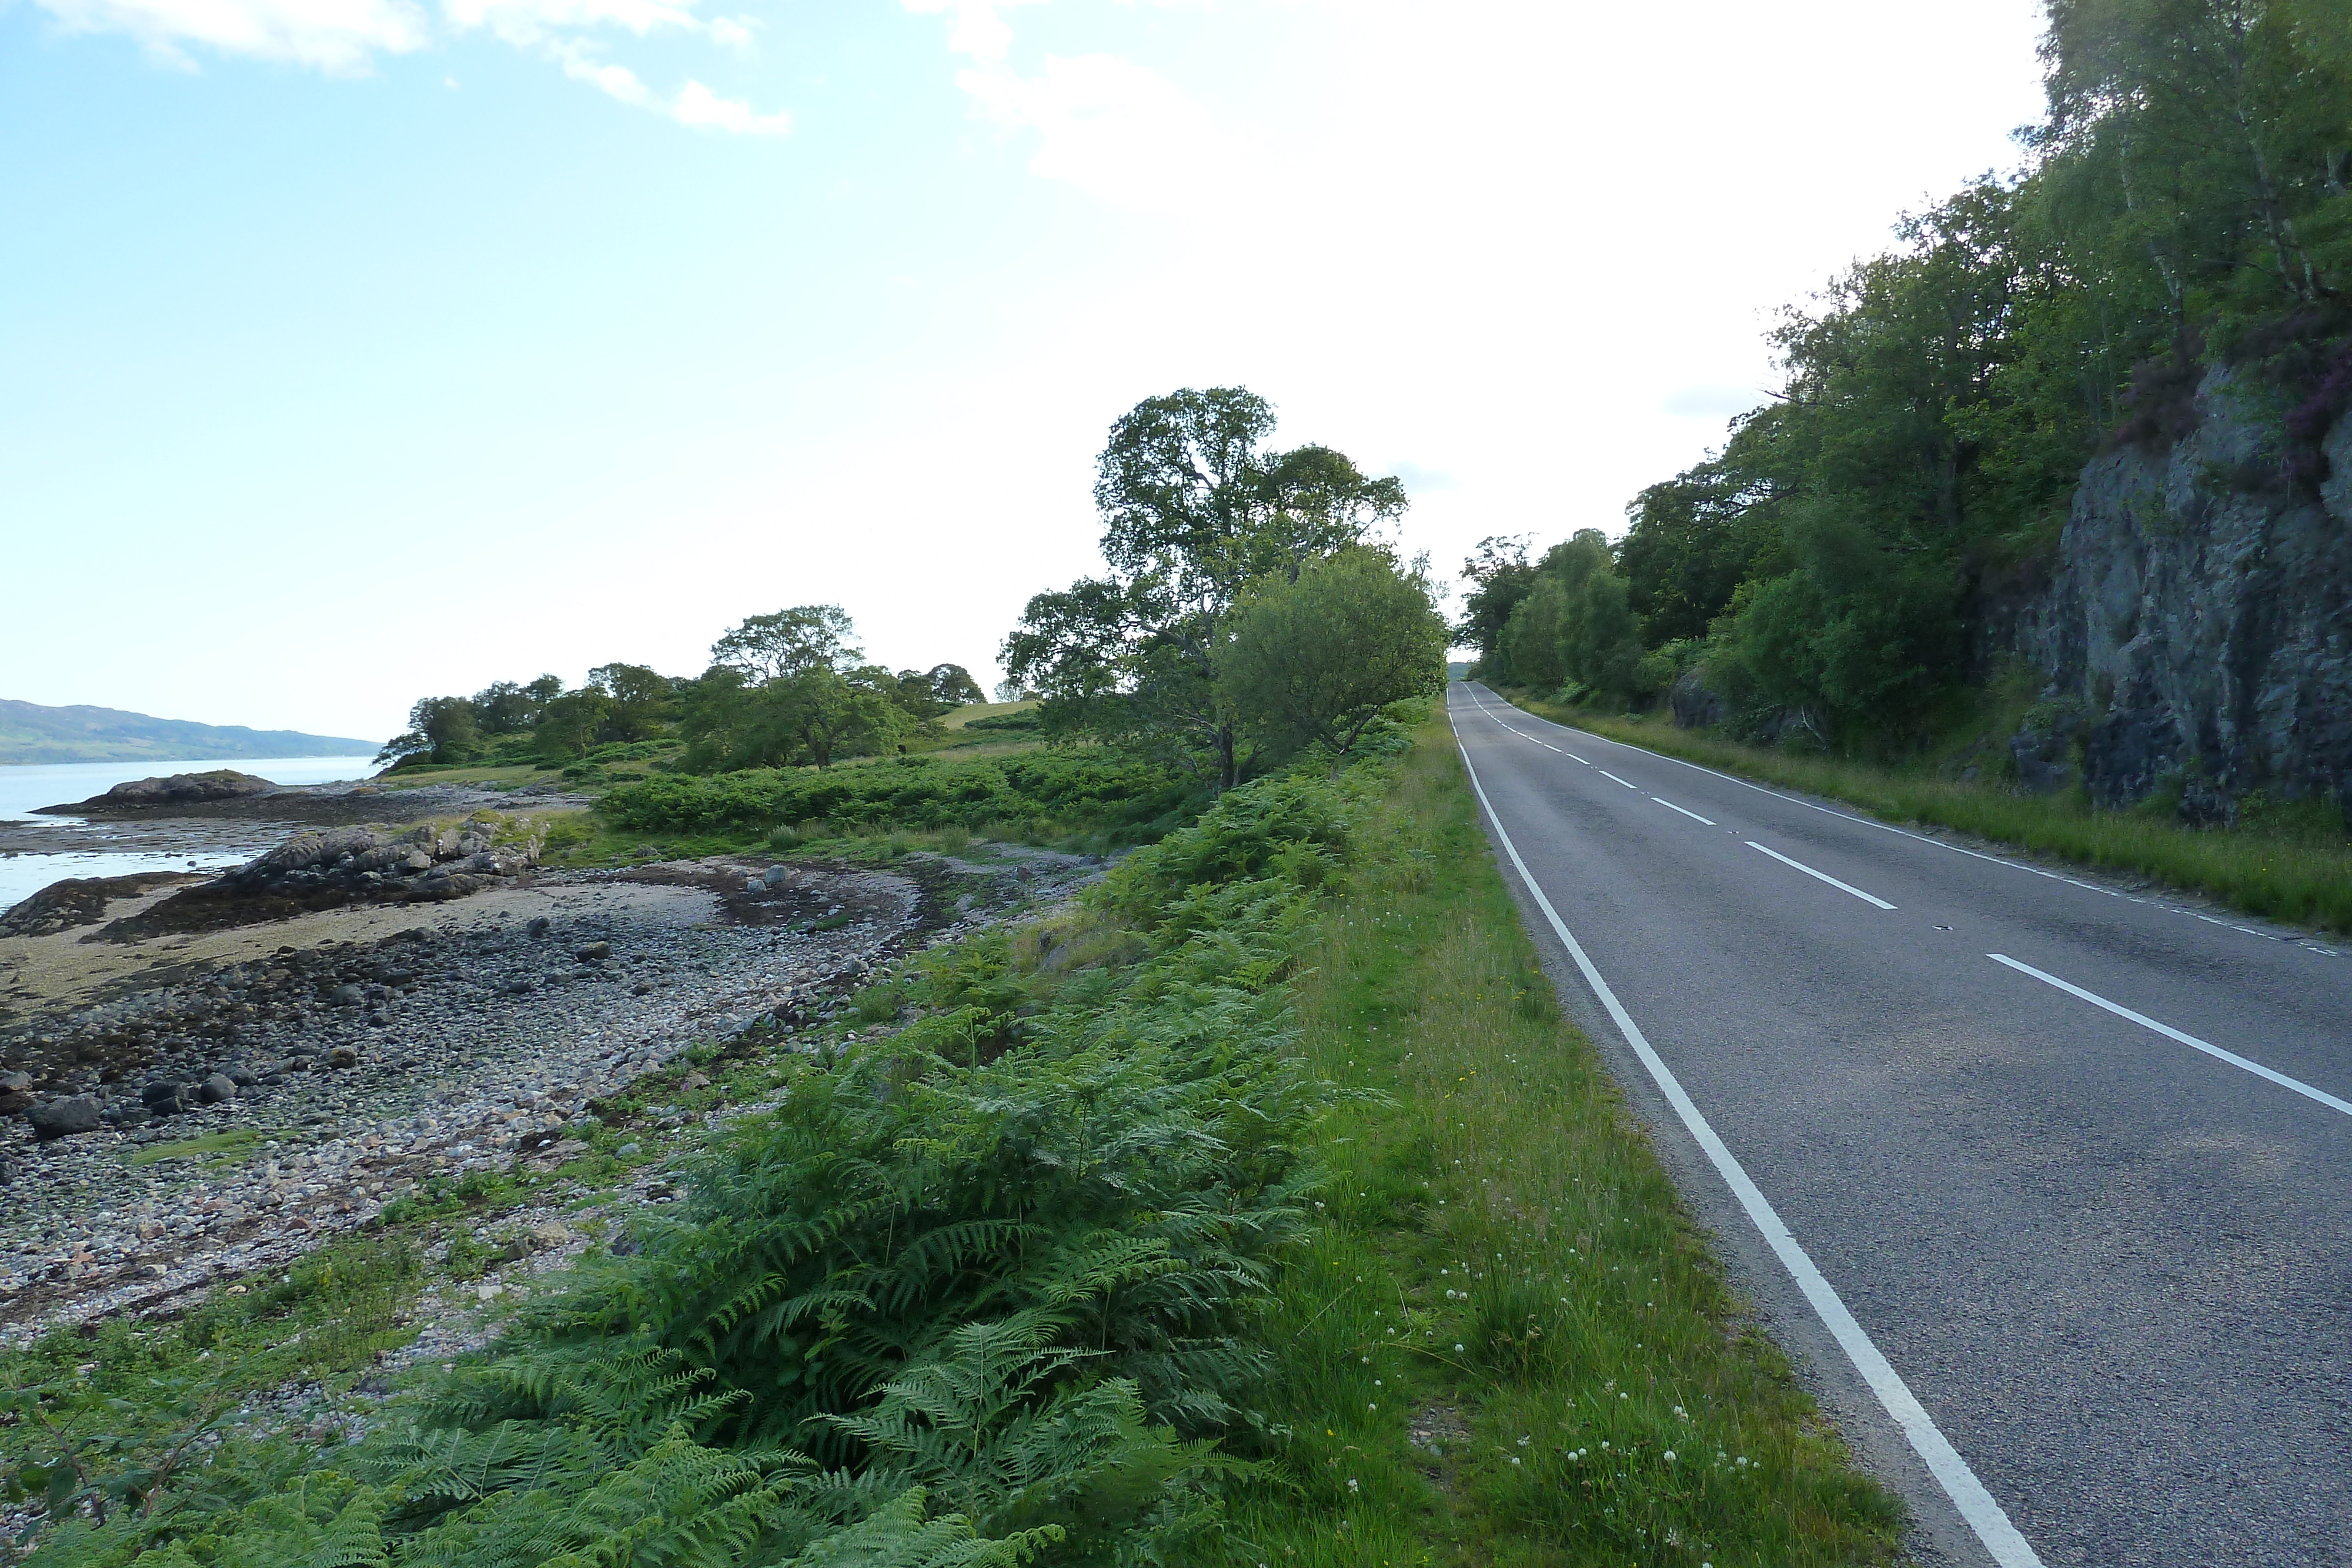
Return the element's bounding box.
[1988,954,2352,1119]
[1746,842,1897,910]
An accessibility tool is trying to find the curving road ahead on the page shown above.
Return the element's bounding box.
[1448,682,2352,1568]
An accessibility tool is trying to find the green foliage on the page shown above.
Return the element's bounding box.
[1590,3,2352,749]
[16,763,1402,1567]
[684,607,973,771]
[1477,530,1656,709]
[1218,546,1448,760]
[1003,387,1410,788]
[600,749,1197,840]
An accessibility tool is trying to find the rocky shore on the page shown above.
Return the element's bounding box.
[0,834,1102,1343]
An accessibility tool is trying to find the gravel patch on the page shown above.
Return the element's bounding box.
[0,842,1105,1344]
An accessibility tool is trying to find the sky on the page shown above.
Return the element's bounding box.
[1,0,2052,744]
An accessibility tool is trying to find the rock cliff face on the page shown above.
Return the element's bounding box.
[2013,367,2352,817]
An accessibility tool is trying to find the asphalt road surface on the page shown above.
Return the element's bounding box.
[1448,682,2352,1568]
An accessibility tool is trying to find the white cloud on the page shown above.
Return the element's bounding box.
[561,50,650,103]
[560,52,783,131]
[673,78,789,133]
[905,0,1234,212]
[899,0,1043,63]
[960,52,1221,206]
[34,0,427,71]
[445,0,703,47]
[34,0,787,132]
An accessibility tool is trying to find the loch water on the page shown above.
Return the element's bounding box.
[0,756,379,917]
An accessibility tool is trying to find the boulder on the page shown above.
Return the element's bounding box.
[198,1072,236,1104]
[28,1095,102,1139]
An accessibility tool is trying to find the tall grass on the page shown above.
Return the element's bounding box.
[1513,700,2352,934]
[6,730,1905,1567]
[1234,727,1903,1566]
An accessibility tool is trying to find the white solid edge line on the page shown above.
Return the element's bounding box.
[1748,841,1898,910]
[1652,796,1717,827]
[1452,734,2042,1568]
[1987,954,2352,1118]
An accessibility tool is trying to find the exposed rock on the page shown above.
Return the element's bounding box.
[83,771,278,807]
[2008,709,2086,796]
[199,1073,236,1105]
[2009,365,2352,813]
[91,821,549,941]
[1669,668,1728,730]
[0,872,207,939]
[28,1096,101,1140]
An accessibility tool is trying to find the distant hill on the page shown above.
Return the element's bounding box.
[0,698,379,766]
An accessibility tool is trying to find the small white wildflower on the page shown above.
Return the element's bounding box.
[1454,1343,1465,1352]
[1516,1435,1530,1447]
[1663,1450,1676,1463]
[1509,1456,1521,1466]
[1346,1477,1359,1492]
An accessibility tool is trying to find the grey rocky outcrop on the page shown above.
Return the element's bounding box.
[220,821,545,904]
[82,771,277,807]
[2009,366,2352,815]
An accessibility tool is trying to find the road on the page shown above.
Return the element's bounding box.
[1448,682,2352,1568]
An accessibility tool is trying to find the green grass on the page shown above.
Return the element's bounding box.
[1235,724,1902,1566]
[4,728,1901,1564]
[127,1129,268,1166]
[1506,697,2352,935]
[373,761,564,791]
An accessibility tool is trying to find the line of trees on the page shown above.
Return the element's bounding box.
[377,392,1449,788]
[1469,0,2351,744]
[376,629,983,771]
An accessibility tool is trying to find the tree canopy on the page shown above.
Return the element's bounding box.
[1003,387,1411,788]
[1483,0,2351,745]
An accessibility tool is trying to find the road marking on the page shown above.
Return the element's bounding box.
[1598,770,1640,790]
[1746,842,1897,910]
[1987,954,2352,1119]
[1459,686,2335,959]
[1652,797,1716,826]
[1452,733,2043,1568]
[1564,753,1590,765]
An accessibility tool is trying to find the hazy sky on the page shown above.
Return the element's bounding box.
[2,0,2049,743]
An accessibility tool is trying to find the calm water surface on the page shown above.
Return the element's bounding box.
[0,756,379,915]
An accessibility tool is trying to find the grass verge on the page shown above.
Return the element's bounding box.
[1233,723,1902,1565]
[2,725,1899,1566]
[1502,696,2352,935]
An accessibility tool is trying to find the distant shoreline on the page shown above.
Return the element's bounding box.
[0,695,377,768]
